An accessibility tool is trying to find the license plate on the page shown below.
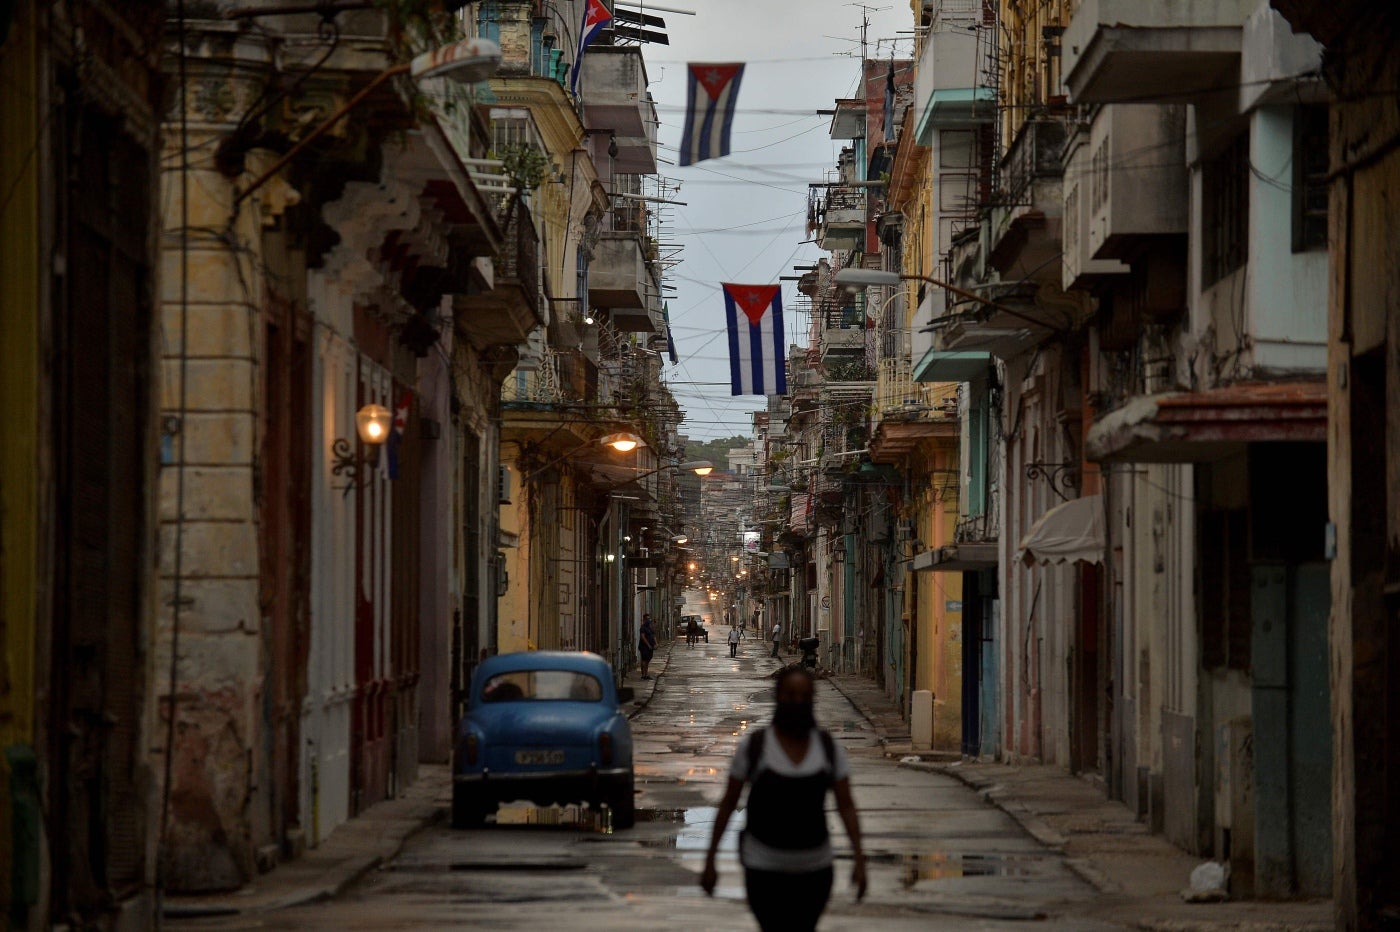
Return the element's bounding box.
[514,749,565,765]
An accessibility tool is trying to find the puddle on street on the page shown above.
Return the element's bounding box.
[633,805,742,859]
[887,852,1033,888]
[491,804,615,833]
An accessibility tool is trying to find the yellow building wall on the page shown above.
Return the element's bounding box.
[999,0,1071,146]
[0,6,41,750]
[497,453,532,653]
[910,442,963,749]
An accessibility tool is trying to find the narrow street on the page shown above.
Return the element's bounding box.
[172,605,1114,931]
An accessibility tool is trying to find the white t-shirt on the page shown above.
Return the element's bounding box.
[770,624,781,639]
[729,728,851,872]
[728,628,742,644]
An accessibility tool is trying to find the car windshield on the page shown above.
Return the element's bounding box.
[481,670,603,703]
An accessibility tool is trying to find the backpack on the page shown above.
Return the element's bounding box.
[745,726,836,781]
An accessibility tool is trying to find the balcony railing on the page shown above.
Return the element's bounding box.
[874,358,958,421]
[496,200,539,313]
[826,360,876,383]
[998,120,1068,208]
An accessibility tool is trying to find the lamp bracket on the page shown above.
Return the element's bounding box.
[1024,461,1079,503]
[331,438,380,496]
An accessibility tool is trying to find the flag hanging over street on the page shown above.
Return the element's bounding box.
[678,63,744,166]
[722,283,787,396]
[569,0,613,95]
[662,302,680,365]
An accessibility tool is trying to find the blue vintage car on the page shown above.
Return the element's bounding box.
[453,651,636,829]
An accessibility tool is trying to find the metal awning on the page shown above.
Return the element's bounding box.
[912,348,992,383]
[911,542,999,572]
[1018,495,1105,566]
[1085,381,1326,463]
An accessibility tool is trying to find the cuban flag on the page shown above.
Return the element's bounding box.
[386,390,412,480]
[662,301,679,365]
[569,0,613,96]
[722,283,787,396]
[678,63,744,166]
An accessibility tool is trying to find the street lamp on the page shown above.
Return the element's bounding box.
[600,431,645,453]
[521,432,647,482]
[595,459,713,490]
[331,402,395,494]
[833,268,1061,333]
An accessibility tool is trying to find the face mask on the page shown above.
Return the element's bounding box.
[773,700,816,735]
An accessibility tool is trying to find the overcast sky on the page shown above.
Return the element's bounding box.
[634,0,914,441]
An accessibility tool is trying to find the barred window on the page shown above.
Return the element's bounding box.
[1202,134,1249,286]
[1293,105,1329,252]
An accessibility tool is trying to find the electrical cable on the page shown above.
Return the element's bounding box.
[158,0,191,907]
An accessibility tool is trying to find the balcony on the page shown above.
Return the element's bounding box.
[589,232,652,312]
[824,360,876,384]
[1086,105,1187,260]
[876,358,958,419]
[1062,0,1255,104]
[458,200,542,349]
[814,185,866,251]
[819,324,865,361]
[870,360,958,463]
[987,119,1068,278]
[501,345,595,406]
[913,21,993,144]
[581,47,658,174]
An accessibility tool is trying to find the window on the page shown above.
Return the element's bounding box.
[1202,134,1249,286]
[481,670,603,702]
[1293,105,1329,252]
[1199,509,1250,672]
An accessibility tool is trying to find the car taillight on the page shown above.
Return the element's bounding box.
[465,733,479,766]
[599,733,613,766]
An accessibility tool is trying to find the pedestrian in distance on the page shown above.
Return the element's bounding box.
[728,624,743,658]
[770,621,782,657]
[638,614,658,680]
[700,667,867,931]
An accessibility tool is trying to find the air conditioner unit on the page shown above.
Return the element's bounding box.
[498,466,513,505]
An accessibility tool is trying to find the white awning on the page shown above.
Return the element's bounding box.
[1017,495,1105,566]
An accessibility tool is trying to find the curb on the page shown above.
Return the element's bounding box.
[824,675,881,738]
[824,675,915,752]
[626,640,673,720]
[899,760,1070,853]
[162,789,447,918]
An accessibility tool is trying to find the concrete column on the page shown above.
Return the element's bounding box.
[158,48,270,890]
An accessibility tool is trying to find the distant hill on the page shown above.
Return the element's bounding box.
[684,435,752,472]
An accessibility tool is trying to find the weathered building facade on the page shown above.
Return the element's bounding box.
[1,1,165,924]
[158,2,512,892]
[1267,2,1400,926]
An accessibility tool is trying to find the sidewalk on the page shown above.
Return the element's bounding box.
[827,673,1334,932]
[163,646,672,920]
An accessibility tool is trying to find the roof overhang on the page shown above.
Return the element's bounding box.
[829,98,865,139]
[914,87,996,144]
[913,348,992,383]
[1085,380,1326,463]
[912,542,998,572]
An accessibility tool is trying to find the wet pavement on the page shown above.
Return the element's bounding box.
[169,594,1122,930]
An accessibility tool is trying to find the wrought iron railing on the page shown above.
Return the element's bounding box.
[496,199,539,313]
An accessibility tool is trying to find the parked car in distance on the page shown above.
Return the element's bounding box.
[453,651,636,829]
[680,614,708,642]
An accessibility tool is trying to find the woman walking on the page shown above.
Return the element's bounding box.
[638,614,658,680]
[700,667,867,930]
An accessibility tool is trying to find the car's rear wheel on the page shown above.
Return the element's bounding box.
[608,774,636,830]
[452,785,490,828]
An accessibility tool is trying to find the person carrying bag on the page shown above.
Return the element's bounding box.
[700,667,867,931]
